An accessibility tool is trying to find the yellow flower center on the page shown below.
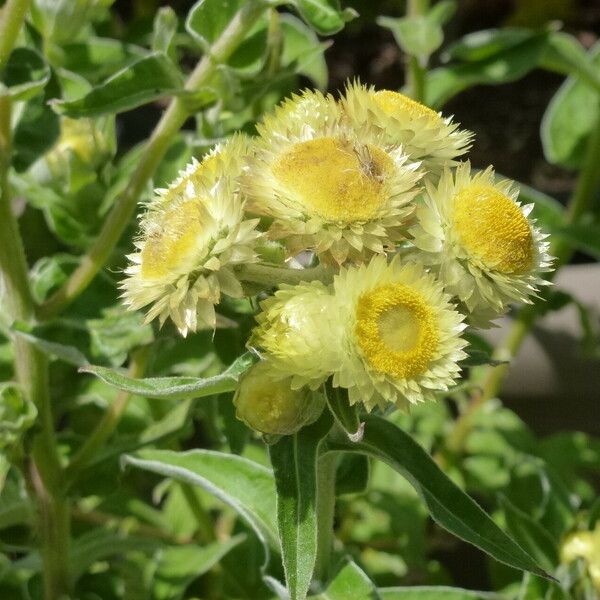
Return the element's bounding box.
[453,184,533,274]
[272,137,394,222]
[141,199,210,279]
[374,90,441,125]
[355,283,438,379]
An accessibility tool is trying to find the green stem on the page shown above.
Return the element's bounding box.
[38,0,269,320]
[65,345,150,484]
[0,0,30,70]
[236,263,334,288]
[0,97,70,598]
[180,483,216,543]
[445,103,600,455]
[405,0,429,103]
[313,452,338,583]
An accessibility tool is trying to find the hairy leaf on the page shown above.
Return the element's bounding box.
[269,412,333,600]
[80,352,255,400]
[326,416,551,579]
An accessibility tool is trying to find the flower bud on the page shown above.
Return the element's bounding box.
[233,362,324,435]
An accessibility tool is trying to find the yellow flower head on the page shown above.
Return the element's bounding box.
[410,162,553,326]
[242,89,422,265]
[234,361,324,435]
[250,280,344,390]
[121,135,261,336]
[341,81,472,178]
[561,524,600,592]
[332,256,467,410]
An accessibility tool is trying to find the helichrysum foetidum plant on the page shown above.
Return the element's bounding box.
[122,82,554,434]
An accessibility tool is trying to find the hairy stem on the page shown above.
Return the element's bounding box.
[0,0,30,70]
[65,345,150,484]
[236,263,334,288]
[0,96,70,597]
[313,452,338,583]
[38,0,269,320]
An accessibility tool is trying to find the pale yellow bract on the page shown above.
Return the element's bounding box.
[332,257,467,409]
[120,134,261,336]
[242,89,422,265]
[341,81,472,179]
[410,162,553,326]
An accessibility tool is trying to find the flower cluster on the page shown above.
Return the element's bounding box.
[122,82,553,433]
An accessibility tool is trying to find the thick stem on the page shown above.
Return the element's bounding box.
[0,98,70,598]
[236,263,334,288]
[313,452,338,583]
[0,0,30,70]
[38,0,269,320]
[65,345,150,484]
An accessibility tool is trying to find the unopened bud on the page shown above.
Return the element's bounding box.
[234,362,324,435]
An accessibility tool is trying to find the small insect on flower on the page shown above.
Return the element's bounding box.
[121,135,261,336]
[249,280,343,391]
[410,162,553,326]
[341,81,472,180]
[331,256,467,410]
[242,89,422,265]
[234,361,325,435]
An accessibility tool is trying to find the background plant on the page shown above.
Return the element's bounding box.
[1,1,599,599]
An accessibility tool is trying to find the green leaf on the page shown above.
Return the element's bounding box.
[325,383,362,441]
[12,321,89,367]
[86,307,153,367]
[427,30,549,108]
[186,0,244,49]
[122,449,279,554]
[444,27,537,63]
[336,454,370,496]
[280,14,329,89]
[312,558,380,600]
[326,416,551,579]
[555,220,600,260]
[12,72,60,172]
[541,40,600,168]
[0,47,50,100]
[80,352,256,400]
[462,333,507,367]
[288,0,355,36]
[540,32,600,94]
[500,496,559,572]
[152,6,178,55]
[153,535,246,600]
[0,384,37,450]
[52,53,184,118]
[379,587,504,599]
[378,15,443,63]
[56,38,148,82]
[268,412,333,600]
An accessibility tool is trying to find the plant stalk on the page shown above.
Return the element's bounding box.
[313,452,338,583]
[0,0,30,70]
[0,96,70,597]
[236,263,334,288]
[38,0,269,320]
